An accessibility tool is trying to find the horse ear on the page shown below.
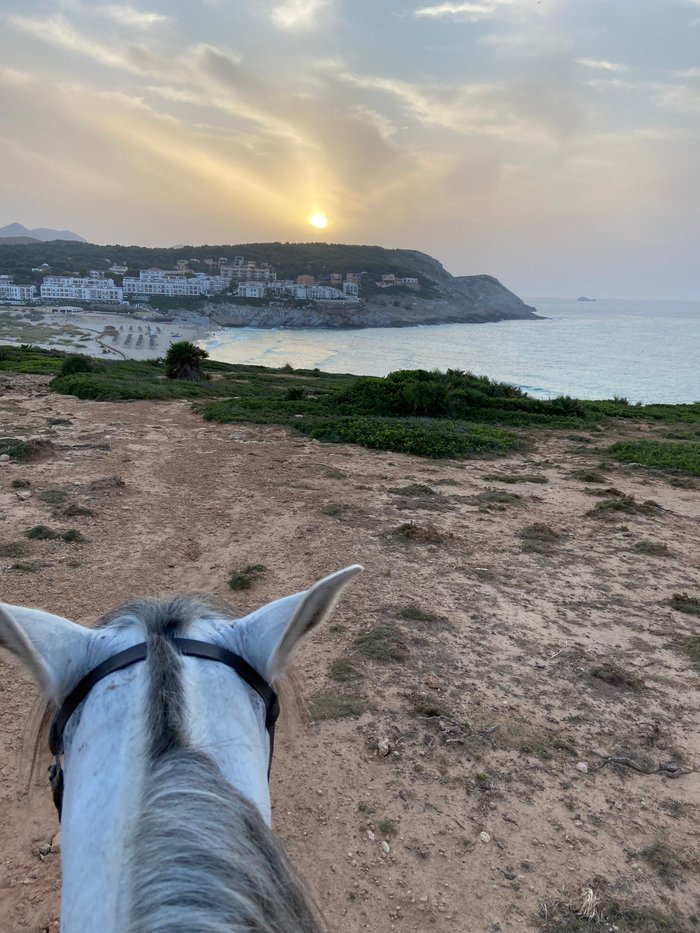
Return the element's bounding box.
[0,604,95,702]
[233,565,362,682]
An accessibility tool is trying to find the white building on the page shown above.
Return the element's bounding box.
[0,275,37,301]
[122,270,227,297]
[40,276,123,302]
[342,282,359,298]
[307,285,346,301]
[266,281,309,300]
[237,282,265,299]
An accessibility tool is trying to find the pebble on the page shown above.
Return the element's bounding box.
[51,832,61,853]
[381,841,391,853]
[0,454,10,462]
[367,830,376,842]
[576,761,589,773]
[479,831,491,843]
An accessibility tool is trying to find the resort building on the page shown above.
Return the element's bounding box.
[122,270,227,297]
[0,275,37,301]
[237,282,265,299]
[343,282,359,297]
[297,275,315,286]
[40,276,123,302]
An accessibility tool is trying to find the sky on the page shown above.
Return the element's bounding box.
[0,0,699,298]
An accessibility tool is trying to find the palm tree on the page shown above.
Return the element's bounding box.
[164,341,209,381]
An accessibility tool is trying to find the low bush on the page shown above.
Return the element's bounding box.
[60,355,94,376]
[609,440,700,477]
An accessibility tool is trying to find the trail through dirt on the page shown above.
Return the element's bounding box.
[1,375,698,932]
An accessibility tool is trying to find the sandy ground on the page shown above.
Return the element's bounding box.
[0,307,213,360]
[0,373,698,932]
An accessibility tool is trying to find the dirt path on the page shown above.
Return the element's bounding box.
[1,375,698,932]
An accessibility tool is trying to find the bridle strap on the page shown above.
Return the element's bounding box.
[48,637,280,818]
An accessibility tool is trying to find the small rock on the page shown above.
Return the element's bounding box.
[576,762,589,773]
[479,831,491,843]
[381,841,391,853]
[15,490,32,500]
[0,454,10,462]
[51,832,61,853]
[367,830,376,842]
[424,676,443,690]
[39,844,51,857]
[377,737,391,757]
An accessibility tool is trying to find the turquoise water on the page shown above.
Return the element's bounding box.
[201,297,700,404]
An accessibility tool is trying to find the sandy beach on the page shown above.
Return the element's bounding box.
[0,306,214,360]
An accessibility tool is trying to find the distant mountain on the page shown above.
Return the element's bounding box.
[0,222,86,242]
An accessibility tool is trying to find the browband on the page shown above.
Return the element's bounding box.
[48,637,280,818]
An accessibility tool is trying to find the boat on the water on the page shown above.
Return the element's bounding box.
[577,296,596,302]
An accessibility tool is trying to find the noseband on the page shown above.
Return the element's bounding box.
[48,637,280,819]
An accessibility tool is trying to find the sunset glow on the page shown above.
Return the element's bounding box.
[308,211,329,230]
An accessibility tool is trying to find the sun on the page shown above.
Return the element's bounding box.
[308,210,329,230]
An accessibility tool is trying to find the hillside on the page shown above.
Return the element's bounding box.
[0,240,539,327]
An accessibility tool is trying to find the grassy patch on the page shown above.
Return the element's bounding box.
[483,472,548,484]
[328,657,361,682]
[61,529,85,543]
[302,417,523,459]
[670,593,700,617]
[519,523,561,554]
[376,818,398,838]
[37,488,68,506]
[228,564,267,591]
[0,541,32,558]
[678,636,700,669]
[609,440,700,477]
[639,841,698,888]
[467,488,521,510]
[0,437,54,462]
[397,605,445,624]
[633,540,670,557]
[10,478,31,489]
[26,524,59,540]
[309,691,368,720]
[390,522,451,544]
[590,662,643,691]
[388,483,438,496]
[353,624,407,663]
[586,494,662,518]
[60,503,95,518]
[570,469,606,483]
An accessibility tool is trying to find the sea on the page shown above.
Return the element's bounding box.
[201,297,700,405]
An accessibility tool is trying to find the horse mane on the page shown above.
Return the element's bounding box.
[26,595,326,932]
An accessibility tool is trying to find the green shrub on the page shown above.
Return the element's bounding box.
[27,525,59,540]
[60,355,94,376]
[609,440,700,477]
[301,417,522,459]
[670,593,700,616]
[228,564,266,591]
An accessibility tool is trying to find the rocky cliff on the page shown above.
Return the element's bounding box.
[206,269,539,330]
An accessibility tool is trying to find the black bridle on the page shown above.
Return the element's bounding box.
[48,637,280,819]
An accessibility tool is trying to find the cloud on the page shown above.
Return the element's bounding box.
[675,67,700,78]
[414,1,513,21]
[8,13,151,74]
[577,57,629,72]
[95,5,169,29]
[270,0,331,31]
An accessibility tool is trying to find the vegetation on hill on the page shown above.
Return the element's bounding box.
[1,345,699,462]
[0,240,443,286]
